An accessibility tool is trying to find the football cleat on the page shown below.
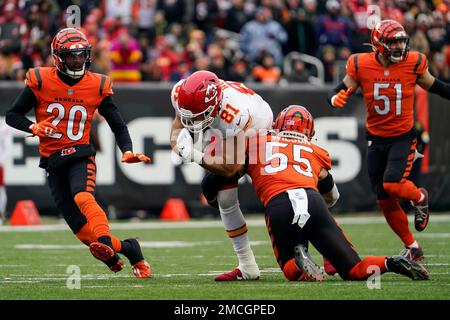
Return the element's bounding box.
[89,242,123,273]
[400,246,424,262]
[386,256,429,280]
[214,268,260,281]
[323,256,338,276]
[411,188,430,232]
[294,244,324,282]
[132,260,151,278]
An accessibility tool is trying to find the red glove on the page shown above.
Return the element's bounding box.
[331,87,353,108]
[121,151,152,164]
[29,116,60,137]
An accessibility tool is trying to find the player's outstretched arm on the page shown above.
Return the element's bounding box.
[417,70,450,100]
[98,96,151,164]
[327,74,358,108]
[5,86,38,133]
[121,151,151,163]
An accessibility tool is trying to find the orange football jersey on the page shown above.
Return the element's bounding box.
[247,133,332,207]
[25,67,113,157]
[346,51,428,137]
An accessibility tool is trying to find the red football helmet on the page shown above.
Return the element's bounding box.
[51,28,91,78]
[176,70,223,133]
[273,105,315,140]
[371,20,409,63]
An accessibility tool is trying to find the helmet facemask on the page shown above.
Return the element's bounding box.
[56,48,91,79]
[179,104,217,133]
[383,37,409,63]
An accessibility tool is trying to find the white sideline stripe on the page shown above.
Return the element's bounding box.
[416,233,450,238]
[1,214,450,233]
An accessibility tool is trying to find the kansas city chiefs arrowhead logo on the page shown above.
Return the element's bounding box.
[204,83,218,103]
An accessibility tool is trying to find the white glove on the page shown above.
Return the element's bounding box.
[176,128,204,164]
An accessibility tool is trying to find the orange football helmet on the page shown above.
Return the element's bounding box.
[273,105,315,140]
[371,20,409,63]
[51,28,91,78]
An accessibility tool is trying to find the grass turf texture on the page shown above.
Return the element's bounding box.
[0,215,449,300]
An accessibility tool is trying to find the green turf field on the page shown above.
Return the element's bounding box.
[0,214,449,300]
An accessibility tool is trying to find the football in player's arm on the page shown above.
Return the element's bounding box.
[170,71,274,281]
[5,28,151,278]
[327,20,450,262]
[175,104,429,281]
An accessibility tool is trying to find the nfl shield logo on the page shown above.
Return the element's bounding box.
[384,70,389,76]
[68,89,74,95]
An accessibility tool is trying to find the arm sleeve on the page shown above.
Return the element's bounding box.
[5,86,37,133]
[97,96,133,153]
[428,78,450,100]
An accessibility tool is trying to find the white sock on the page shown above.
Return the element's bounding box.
[0,186,6,216]
[218,188,259,274]
[407,240,419,249]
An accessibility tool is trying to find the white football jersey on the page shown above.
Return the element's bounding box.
[171,80,273,139]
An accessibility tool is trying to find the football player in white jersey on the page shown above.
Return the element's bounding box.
[170,70,273,281]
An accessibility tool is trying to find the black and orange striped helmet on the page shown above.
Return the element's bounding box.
[371,20,409,63]
[51,28,91,78]
[273,105,315,140]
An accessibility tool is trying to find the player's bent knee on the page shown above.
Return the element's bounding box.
[383,182,402,197]
[75,223,96,246]
[201,173,220,202]
[74,191,96,209]
[217,188,239,212]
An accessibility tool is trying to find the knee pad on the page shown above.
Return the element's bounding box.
[74,191,95,209]
[217,188,239,214]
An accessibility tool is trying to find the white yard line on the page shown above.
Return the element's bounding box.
[1,214,450,233]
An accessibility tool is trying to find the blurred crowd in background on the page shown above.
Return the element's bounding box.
[0,0,449,85]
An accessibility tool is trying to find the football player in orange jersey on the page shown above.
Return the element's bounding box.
[5,28,152,278]
[328,20,450,261]
[182,105,428,281]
